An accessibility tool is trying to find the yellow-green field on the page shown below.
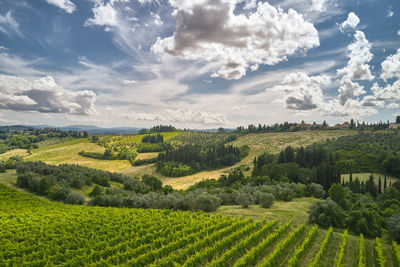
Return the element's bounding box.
[102,131,181,145]
[214,198,316,225]
[25,139,132,172]
[341,173,398,190]
[0,149,29,161]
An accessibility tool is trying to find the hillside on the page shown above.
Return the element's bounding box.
[1,184,397,266]
[0,130,355,189]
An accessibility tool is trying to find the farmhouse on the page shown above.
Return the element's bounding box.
[389,123,399,129]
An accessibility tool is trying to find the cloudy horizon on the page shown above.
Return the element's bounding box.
[0,0,399,129]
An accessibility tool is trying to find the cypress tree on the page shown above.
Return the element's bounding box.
[378,177,382,194]
[384,176,387,190]
[349,172,353,183]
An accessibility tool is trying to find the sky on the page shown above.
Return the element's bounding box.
[0,0,399,129]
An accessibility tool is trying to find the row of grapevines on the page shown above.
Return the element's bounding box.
[130,218,251,266]
[309,226,334,267]
[182,219,262,267]
[358,234,365,267]
[209,220,278,267]
[335,229,349,267]
[233,222,291,267]
[375,237,386,267]
[156,218,259,266]
[287,225,319,267]
[258,224,306,267]
[393,241,400,267]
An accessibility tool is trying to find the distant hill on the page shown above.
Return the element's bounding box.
[0,125,142,134]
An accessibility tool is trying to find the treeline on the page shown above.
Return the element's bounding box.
[139,125,177,134]
[92,170,326,212]
[237,122,327,133]
[141,134,164,143]
[252,146,341,191]
[157,144,247,177]
[309,182,400,239]
[79,148,137,165]
[137,143,171,153]
[14,161,158,204]
[323,132,400,177]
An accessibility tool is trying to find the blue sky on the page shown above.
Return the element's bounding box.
[0,0,399,128]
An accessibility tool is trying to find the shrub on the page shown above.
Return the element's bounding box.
[259,193,274,208]
[65,192,85,205]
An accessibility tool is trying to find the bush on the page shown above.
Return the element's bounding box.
[308,198,346,228]
[305,183,326,198]
[142,175,162,191]
[188,192,221,212]
[65,192,85,205]
[388,213,400,242]
[48,186,70,201]
[259,193,274,208]
[89,185,104,197]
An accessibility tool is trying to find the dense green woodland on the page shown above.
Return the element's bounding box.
[322,131,400,176]
[157,144,248,177]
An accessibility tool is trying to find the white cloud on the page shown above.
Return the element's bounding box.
[166,109,228,125]
[85,1,118,28]
[398,30,400,36]
[272,72,330,110]
[371,81,400,101]
[388,102,399,109]
[123,79,137,85]
[45,0,76,14]
[0,74,96,115]
[337,30,374,81]
[381,48,400,81]
[127,111,163,121]
[387,7,394,17]
[322,99,378,118]
[310,0,326,12]
[0,11,22,37]
[338,76,365,105]
[340,12,360,31]
[152,0,319,80]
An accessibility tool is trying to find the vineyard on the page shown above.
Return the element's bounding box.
[0,184,398,266]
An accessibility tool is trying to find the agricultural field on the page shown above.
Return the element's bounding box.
[341,173,398,190]
[0,184,397,266]
[24,139,132,172]
[214,198,316,225]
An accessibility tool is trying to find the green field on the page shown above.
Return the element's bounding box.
[0,184,397,266]
[214,198,316,225]
[341,173,398,190]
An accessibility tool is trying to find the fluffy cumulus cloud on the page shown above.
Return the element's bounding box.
[152,0,319,79]
[338,76,365,105]
[0,74,96,115]
[310,0,326,12]
[381,48,400,81]
[369,49,400,101]
[388,103,399,109]
[45,0,76,14]
[273,72,330,110]
[126,109,228,125]
[322,99,378,118]
[166,109,228,124]
[337,30,374,81]
[127,111,163,121]
[340,12,360,30]
[0,11,21,37]
[85,0,118,28]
